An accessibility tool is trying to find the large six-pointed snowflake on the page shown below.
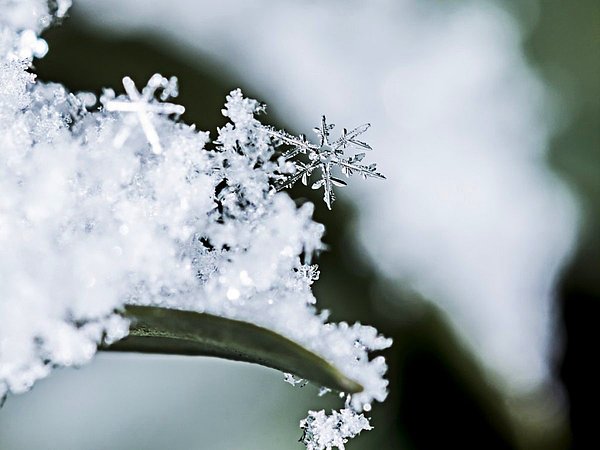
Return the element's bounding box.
[267,116,385,209]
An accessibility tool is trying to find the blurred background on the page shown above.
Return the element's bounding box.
[0,0,598,448]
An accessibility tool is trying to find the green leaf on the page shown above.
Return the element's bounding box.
[104,305,363,394]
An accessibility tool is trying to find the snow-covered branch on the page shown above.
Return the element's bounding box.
[0,2,390,448]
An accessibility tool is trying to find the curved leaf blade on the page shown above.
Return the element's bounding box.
[104,305,363,394]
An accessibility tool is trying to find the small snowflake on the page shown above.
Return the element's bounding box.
[103,74,185,154]
[267,116,385,209]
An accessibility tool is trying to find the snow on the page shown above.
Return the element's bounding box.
[0,3,390,447]
[300,408,372,450]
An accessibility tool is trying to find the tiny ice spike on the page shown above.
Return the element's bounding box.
[267,116,386,209]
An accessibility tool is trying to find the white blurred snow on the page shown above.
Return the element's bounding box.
[76,0,578,393]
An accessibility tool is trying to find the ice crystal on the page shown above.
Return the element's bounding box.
[283,372,308,387]
[0,2,391,448]
[300,408,372,450]
[267,116,385,209]
[103,75,185,154]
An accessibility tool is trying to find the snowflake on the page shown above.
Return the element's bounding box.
[103,74,185,154]
[267,116,385,209]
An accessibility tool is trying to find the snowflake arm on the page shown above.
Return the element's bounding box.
[331,123,373,152]
[265,127,317,160]
[338,158,385,180]
[311,161,348,210]
[275,160,321,191]
[313,115,335,147]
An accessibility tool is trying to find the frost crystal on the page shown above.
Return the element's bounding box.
[267,116,385,209]
[283,372,308,387]
[103,75,185,154]
[300,408,372,450]
[0,3,391,448]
